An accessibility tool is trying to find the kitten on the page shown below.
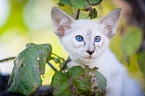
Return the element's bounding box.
[51,7,143,96]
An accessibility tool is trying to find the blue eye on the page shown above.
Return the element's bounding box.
[76,35,83,42]
[94,36,101,42]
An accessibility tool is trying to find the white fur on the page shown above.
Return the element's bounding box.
[51,7,143,96]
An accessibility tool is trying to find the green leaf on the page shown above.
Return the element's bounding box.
[88,8,97,19]
[122,27,143,56]
[91,67,107,95]
[88,0,103,6]
[51,66,107,96]
[57,0,103,19]
[137,51,145,75]
[58,0,103,10]
[67,66,83,79]
[58,0,90,10]
[58,0,72,7]
[8,43,52,96]
[70,0,91,10]
[51,72,69,95]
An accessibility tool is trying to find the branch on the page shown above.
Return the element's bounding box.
[60,56,71,71]
[47,62,58,72]
[0,57,16,63]
[75,9,80,20]
[51,53,65,61]
[47,56,71,72]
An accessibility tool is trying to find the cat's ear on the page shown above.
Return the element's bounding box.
[51,7,74,37]
[98,8,121,39]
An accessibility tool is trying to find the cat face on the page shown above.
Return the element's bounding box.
[60,20,110,63]
[51,8,121,63]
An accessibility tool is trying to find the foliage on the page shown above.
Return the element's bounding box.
[137,51,145,75]
[58,0,102,19]
[0,0,144,95]
[122,27,142,56]
[7,43,107,96]
[51,66,107,96]
[7,43,52,95]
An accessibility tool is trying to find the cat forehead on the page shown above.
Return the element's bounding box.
[71,20,102,35]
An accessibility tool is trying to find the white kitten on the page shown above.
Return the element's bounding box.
[51,7,143,96]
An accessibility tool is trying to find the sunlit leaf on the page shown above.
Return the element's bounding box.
[8,43,52,96]
[122,27,143,56]
[137,51,145,74]
[51,66,107,96]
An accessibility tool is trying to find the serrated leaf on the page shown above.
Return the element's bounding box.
[122,27,143,56]
[8,43,52,96]
[51,66,107,96]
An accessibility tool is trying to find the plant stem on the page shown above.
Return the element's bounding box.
[47,62,58,72]
[60,56,71,71]
[0,57,16,63]
[75,9,80,20]
[51,53,65,61]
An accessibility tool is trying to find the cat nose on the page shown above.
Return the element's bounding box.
[86,50,94,55]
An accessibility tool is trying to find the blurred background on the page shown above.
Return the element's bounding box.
[0,0,144,93]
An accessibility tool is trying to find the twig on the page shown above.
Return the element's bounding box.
[75,9,80,20]
[0,57,16,63]
[60,56,71,71]
[47,62,58,72]
[51,53,65,61]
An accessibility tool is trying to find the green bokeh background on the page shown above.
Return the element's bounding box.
[0,0,144,92]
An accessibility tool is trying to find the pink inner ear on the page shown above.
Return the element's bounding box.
[57,23,71,36]
[104,25,114,39]
[57,25,65,36]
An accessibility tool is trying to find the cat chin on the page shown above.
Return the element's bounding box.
[80,57,95,64]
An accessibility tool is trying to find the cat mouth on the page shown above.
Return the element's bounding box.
[84,56,94,60]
